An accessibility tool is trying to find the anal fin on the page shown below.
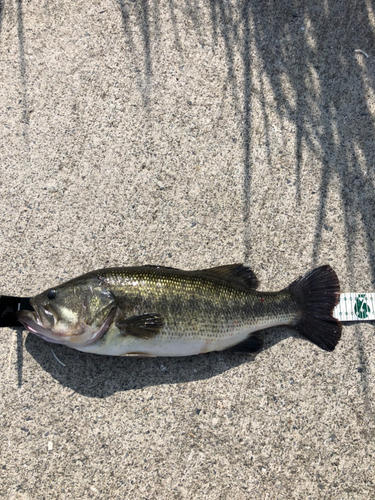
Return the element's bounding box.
[229,333,264,353]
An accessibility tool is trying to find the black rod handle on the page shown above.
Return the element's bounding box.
[0,296,33,327]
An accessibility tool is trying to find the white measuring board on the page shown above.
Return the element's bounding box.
[334,293,375,321]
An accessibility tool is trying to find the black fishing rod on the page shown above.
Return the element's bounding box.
[0,295,33,327]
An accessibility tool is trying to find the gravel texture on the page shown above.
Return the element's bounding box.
[0,1,374,499]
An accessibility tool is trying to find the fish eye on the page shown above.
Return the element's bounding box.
[47,289,57,300]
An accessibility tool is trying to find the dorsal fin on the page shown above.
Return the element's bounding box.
[200,264,259,290]
[102,264,259,291]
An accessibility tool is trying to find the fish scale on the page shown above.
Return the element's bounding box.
[16,264,342,356]
[102,268,297,327]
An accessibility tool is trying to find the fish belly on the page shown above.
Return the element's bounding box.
[75,315,288,357]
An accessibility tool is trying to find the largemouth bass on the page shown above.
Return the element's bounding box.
[17,264,342,356]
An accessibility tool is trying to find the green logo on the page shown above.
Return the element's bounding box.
[354,294,371,319]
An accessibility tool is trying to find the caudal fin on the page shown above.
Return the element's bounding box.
[288,265,342,351]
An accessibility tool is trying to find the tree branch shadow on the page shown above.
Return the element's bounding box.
[112,0,375,420]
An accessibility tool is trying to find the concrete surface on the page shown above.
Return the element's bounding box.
[0,0,375,498]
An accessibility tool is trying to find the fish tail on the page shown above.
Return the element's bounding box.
[288,265,342,351]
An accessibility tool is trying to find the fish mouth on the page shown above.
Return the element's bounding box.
[17,310,69,344]
[17,307,116,348]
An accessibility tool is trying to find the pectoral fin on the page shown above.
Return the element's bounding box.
[116,313,164,339]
